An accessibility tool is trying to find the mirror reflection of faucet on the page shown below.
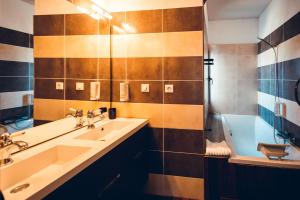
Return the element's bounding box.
[0,125,28,166]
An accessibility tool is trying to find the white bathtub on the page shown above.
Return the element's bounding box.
[222,114,300,169]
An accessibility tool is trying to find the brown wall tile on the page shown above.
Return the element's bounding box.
[35,58,64,78]
[34,78,64,99]
[164,81,203,105]
[127,57,162,80]
[164,152,204,178]
[164,57,203,80]
[111,12,126,34]
[66,58,98,79]
[164,129,204,154]
[126,10,163,34]
[34,15,64,36]
[129,81,163,103]
[66,14,98,35]
[111,58,126,79]
[99,58,110,79]
[163,7,203,32]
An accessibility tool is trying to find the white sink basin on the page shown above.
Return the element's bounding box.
[76,120,133,141]
[0,145,90,191]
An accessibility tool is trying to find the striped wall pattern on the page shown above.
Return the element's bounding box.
[0,26,34,123]
[257,11,300,146]
[35,0,204,199]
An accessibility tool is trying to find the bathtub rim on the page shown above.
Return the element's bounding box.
[221,114,300,169]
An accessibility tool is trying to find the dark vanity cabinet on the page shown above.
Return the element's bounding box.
[45,127,148,200]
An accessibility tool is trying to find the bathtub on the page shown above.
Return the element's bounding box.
[222,114,300,169]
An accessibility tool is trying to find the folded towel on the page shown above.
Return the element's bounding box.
[206,140,231,157]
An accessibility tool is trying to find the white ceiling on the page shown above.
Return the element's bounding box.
[207,0,272,21]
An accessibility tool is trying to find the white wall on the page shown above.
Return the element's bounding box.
[0,0,34,33]
[258,0,300,38]
[208,18,258,44]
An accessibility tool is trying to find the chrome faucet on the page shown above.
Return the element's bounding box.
[0,125,28,166]
[87,110,96,129]
[68,108,85,128]
[86,107,108,129]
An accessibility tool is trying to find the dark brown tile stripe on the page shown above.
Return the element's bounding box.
[35,58,64,78]
[257,12,300,54]
[34,78,64,99]
[164,129,204,154]
[0,77,33,92]
[66,58,98,79]
[66,14,99,35]
[164,81,203,105]
[34,6,203,36]
[0,105,33,123]
[163,7,203,32]
[0,60,33,77]
[0,27,32,48]
[164,57,203,80]
[127,57,162,80]
[126,10,162,34]
[34,15,65,36]
[164,152,204,178]
[111,58,126,79]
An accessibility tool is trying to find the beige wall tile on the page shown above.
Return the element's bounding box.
[34,98,65,121]
[106,0,203,12]
[0,44,33,62]
[64,100,110,115]
[164,104,204,130]
[112,102,163,128]
[144,173,204,200]
[126,33,164,58]
[66,35,100,58]
[0,91,33,110]
[34,36,65,58]
[164,31,203,57]
[35,0,79,15]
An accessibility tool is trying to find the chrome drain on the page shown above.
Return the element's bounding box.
[10,183,30,194]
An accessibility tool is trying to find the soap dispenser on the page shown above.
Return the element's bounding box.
[120,82,129,102]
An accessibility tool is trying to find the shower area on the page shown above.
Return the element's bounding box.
[205,0,300,153]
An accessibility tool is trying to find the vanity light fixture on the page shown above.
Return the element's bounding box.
[121,23,136,33]
[71,0,112,20]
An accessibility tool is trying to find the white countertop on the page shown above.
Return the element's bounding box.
[0,117,148,200]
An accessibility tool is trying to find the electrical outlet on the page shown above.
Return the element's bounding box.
[165,84,174,93]
[56,82,64,90]
[76,82,84,91]
[141,84,150,93]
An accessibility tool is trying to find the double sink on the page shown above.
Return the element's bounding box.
[0,119,144,199]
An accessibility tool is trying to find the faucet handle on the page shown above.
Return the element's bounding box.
[87,110,95,118]
[0,132,11,147]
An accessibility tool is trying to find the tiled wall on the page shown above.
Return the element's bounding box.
[0,0,34,123]
[210,44,257,115]
[257,0,300,146]
[34,0,204,198]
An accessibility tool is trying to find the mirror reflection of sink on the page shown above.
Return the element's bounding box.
[76,121,133,141]
[0,145,90,191]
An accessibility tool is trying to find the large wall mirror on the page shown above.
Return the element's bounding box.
[0,0,116,152]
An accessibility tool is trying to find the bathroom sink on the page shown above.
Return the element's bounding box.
[0,145,90,191]
[76,120,133,141]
